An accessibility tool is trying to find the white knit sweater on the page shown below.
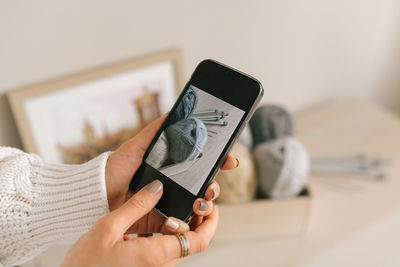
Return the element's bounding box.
[0,147,110,267]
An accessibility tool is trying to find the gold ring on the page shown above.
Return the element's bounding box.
[176,233,190,258]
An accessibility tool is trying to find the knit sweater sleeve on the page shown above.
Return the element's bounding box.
[0,147,110,267]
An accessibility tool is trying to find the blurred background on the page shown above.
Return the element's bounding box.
[2,0,400,147]
[2,1,400,266]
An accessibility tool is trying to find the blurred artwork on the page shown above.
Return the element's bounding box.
[57,87,163,164]
[9,50,182,164]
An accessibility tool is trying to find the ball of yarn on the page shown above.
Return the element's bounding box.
[165,118,208,163]
[249,104,293,147]
[237,125,253,149]
[215,143,257,204]
[169,86,198,125]
[146,132,169,168]
[253,137,309,198]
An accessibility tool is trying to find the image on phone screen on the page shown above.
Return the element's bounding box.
[145,85,245,195]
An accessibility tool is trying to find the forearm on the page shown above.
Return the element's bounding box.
[0,147,110,267]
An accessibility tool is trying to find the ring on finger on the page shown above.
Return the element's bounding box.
[176,233,190,258]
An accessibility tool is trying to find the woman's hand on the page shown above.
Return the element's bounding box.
[62,180,219,267]
[105,115,238,235]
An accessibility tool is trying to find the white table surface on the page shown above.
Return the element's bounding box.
[21,100,400,267]
[182,100,400,267]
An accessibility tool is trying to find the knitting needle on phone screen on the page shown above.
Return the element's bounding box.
[192,109,229,126]
[192,109,219,116]
[203,121,228,126]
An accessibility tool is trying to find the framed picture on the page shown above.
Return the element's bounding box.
[8,48,184,164]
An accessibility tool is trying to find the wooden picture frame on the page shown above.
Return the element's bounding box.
[8,48,184,164]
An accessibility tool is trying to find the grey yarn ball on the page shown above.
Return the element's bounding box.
[253,137,309,198]
[146,132,169,169]
[169,86,198,125]
[237,125,253,149]
[165,118,208,163]
[249,105,293,147]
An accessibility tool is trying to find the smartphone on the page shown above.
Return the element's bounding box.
[129,59,263,221]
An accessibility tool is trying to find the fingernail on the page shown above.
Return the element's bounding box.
[211,184,219,200]
[166,218,179,230]
[236,158,240,167]
[145,180,163,194]
[199,199,209,211]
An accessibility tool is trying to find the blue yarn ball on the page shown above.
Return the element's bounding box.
[169,86,198,125]
[165,117,208,163]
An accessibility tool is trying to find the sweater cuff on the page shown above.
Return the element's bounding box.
[29,152,111,244]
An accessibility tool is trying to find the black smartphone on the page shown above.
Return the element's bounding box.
[129,59,263,221]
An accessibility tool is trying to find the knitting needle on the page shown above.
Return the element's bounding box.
[311,156,389,170]
[312,161,379,171]
[198,115,227,121]
[312,155,389,166]
[312,162,388,175]
[311,164,377,173]
[311,166,387,180]
[192,109,219,116]
[312,155,366,164]
[311,159,386,174]
[194,111,229,118]
[204,121,228,126]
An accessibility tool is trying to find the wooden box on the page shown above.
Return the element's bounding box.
[213,188,311,243]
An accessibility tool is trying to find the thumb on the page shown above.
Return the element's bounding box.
[107,180,163,234]
[119,114,167,159]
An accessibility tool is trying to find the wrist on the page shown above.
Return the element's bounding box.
[105,152,131,212]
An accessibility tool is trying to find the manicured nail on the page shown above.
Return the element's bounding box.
[166,218,179,230]
[145,180,163,194]
[236,158,240,167]
[199,199,209,211]
[211,183,219,200]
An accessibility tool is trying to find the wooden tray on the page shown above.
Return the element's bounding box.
[214,188,311,243]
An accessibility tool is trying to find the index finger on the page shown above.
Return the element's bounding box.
[142,206,219,263]
[220,154,239,170]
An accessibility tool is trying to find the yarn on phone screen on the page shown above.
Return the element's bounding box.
[249,104,293,148]
[146,132,169,169]
[169,86,198,125]
[215,142,257,204]
[165,117,208,163]
[253,137,309,198]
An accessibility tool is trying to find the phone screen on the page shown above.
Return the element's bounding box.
[144,85,245,195]
[130,59,263,220]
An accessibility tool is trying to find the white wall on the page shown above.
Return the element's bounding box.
[2,0,400,148]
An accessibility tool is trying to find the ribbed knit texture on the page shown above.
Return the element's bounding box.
[0,147,110,267]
